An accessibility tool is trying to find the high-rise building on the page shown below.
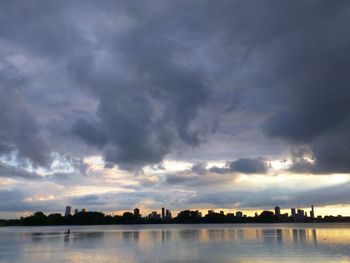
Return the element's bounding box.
[65,206,71,217]
[295,209,305,222]
[74,208,78,215]
[274,206,281,217]
[310,205,315,219]
[291,208,296,217]
[208,210,214,215]
[134,208,140,218]
[220,211,224,215]
[162,207,165,219]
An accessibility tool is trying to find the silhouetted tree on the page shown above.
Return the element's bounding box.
[258,211,275,223]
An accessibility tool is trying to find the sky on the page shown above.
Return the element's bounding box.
[1,0,350,219]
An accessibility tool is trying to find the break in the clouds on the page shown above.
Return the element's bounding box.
[0,0,350,215]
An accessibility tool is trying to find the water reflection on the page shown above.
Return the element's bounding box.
[0,224,349,263]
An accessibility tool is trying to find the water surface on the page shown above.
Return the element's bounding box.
[0,224,349,262]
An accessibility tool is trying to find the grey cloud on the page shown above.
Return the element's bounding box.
[259,2,350,173]
[293,183,350,206]
[69,24,211,169]
[69,190,194,211]
[209,158,269,174]
[0,162,42,180]
[189,182,350,209]
[1,0,349,176]
[191,162,208,174]
[0,62,51,166]
[165,158,268,188]
[0,189,63,212]
[228,158,269,174]
[165,172,237,187]
[71,194,107,206]
[0,1,86,59]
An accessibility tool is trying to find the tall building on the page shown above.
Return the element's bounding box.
[65,206,71,217]
[74,208,78,215]
[310,205,315,219]
[297,209,304,217]
[162,207,165,219]
[134,208,140,218]
[291,208,296,217]
[295,209,305,222]
[274,206,281,217]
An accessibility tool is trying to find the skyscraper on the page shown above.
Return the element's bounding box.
[65,206,71,217]
[162,207,165,219]
[310,205,315,219]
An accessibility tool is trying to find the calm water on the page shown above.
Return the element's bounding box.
[0,224,350,263]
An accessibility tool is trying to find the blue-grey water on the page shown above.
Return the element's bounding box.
[0,224,350,262]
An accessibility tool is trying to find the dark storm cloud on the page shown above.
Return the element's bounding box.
[0,62,51,167]
[257,2,350,173]
[165,173,234,187]
[228,158,269,174]
[189,182,350,209]
[0,162,41,180]
[0,1,85,58]
[0,0,349,175]
[166,158,268,187]
[209,158,269,174]
[69,23,211,169]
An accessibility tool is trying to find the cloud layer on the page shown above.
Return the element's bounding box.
[0,1,350,215]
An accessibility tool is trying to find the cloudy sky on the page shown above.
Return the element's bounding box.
[1,0,350,218]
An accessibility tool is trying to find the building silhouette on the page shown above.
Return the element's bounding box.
[65,206,71,217]
[162,207,165,219]
[310,205,315,219]
[134,208,141,218]
[291,208,296,217]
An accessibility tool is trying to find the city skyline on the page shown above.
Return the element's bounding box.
[3,204,350,226]
[53,204,343,220]
[1,1,350,219]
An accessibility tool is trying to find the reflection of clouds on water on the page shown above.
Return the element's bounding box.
[1,225,350,262]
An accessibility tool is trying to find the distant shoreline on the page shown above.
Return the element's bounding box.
[2,222,350,228]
